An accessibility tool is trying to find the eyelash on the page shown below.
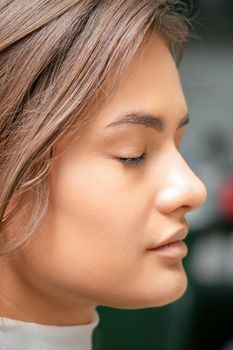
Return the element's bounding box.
[116,132,185,167]
[117,153,147,166]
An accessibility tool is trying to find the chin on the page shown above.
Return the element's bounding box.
[154,272,188,307]
[106,269,188,310]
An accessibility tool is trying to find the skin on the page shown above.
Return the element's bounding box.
[0,34,207,325]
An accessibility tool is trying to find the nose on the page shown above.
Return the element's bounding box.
[155,152,207,215]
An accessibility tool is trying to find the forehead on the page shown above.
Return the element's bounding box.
[56,35,188,153]
[91,34,188,132]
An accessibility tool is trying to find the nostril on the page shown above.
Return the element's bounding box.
[182,205,191,211]
[183,204,198,214]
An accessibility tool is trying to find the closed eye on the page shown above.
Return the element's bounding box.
[117,153,147,166]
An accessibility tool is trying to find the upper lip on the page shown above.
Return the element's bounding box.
[147,226,189,250]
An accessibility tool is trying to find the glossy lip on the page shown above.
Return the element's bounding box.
[147,226,189,251]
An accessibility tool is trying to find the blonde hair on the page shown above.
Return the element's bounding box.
[0,0,189,256]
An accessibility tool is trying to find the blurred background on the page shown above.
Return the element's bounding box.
[93,1,233,349]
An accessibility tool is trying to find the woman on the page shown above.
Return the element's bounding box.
[0,0,207,349]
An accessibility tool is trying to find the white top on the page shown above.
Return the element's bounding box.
[0,310,100,350]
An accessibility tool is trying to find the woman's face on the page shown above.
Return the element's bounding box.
[7,35,207,321]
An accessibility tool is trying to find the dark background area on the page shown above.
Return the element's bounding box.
[93,2,233,349]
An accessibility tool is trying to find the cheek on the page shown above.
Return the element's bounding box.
[50,155,147,252]
[41,157,144,285]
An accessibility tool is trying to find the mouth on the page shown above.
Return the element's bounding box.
[147,240,188,258]
[146,226,189,258]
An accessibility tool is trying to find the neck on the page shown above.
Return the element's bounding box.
[0,256,97,326]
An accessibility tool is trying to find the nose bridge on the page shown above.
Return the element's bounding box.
[156,150,207,214]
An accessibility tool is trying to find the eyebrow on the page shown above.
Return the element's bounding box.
[104,112,190,132]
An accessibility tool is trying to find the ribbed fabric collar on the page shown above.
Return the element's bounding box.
[0,309,99,350]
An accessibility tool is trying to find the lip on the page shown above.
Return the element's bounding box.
[147,226,189,251]
[148,240,188,258]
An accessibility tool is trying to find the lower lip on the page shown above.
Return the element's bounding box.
[147,241,188,258]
